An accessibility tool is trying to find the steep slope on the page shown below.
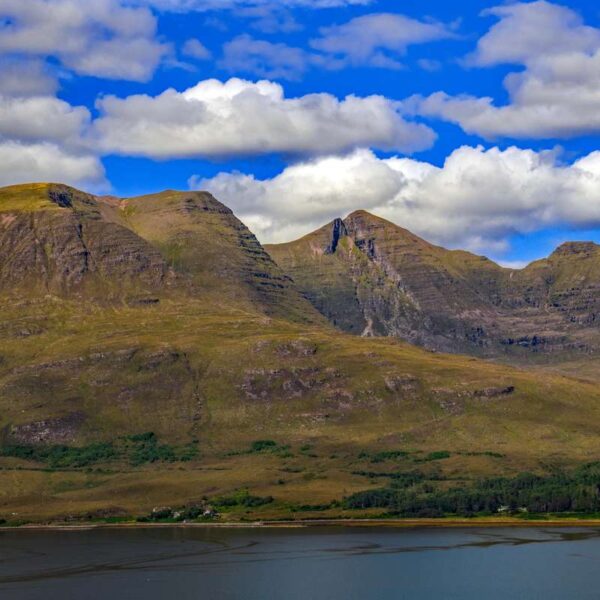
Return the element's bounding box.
[504,242,600,322]
[266,211,508,353]
[118,189,317,321]
[0,183,321,322]
[266,211,600,359]
[1,184,600,522]
[0,183,168,298]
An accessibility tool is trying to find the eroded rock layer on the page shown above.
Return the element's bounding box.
[266,211,600,359]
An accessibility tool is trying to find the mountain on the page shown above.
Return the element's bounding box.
[1,184,600,523]
[266,211,600,360]
[0,183,317,321]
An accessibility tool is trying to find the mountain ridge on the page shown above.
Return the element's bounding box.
[0,183,323,323]
[266,210,600,359]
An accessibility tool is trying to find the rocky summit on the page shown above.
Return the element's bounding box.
[1,183,600,523]
[266,210,600,361]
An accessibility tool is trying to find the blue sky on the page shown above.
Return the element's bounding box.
[1,0,600,265]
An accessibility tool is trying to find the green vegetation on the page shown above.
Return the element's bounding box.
[213,489,274,509]
[250,440,279,453]
[345,462,600,517]
[370,450,411,463]
[125,432,197,466]
[0,433,197,469]
[288,501,340,512]
[352,470,427,485]
[357,450,412,463]
[419,451,451,462]
[228,440,293,458]
[461,451,505,458]
[0,443,116,469]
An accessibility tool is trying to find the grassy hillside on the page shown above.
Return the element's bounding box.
[1,184,600,523]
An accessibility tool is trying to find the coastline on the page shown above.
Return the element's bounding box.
[4,517,600,532]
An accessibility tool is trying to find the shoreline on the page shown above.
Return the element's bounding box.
[4,517,600,532]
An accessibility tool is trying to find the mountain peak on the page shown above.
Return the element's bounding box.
[0,182,87,213]
[121,189,231,215]
[345,209,376,220]
[551,241,599,257]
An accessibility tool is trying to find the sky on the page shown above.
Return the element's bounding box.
[1,0,600,266]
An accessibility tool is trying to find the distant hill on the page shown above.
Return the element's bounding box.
[1,183,600,523]
[266,210,600,360]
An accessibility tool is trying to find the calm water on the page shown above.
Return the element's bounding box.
[0,526,599,599]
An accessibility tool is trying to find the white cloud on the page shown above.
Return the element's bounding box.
[310,13,456,69]
[0,93,104,189]
[192,146,600,258]
[94,77,436,158]
[235,6,301,34]
[467,1,600,67]
[0,141,106,189]
[0,58,103,189]
[410,1,600,139]
[0,58,58,97]
[0,95,91,149]
[219,13,456,79]
[0,0,169,82]
[182,39,212,60]
[220,35,309,80]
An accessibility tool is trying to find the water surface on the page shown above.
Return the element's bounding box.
[1,526,599,599]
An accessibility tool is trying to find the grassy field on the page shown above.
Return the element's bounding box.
[1,294,600,523]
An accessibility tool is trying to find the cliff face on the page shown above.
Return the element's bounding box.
[266,211,600,359]
[0,184,168,297]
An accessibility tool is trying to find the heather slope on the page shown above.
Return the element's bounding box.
[2,293,600,522]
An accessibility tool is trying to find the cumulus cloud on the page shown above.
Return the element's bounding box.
[467,1,599,67]
[310,13,456,69]
[0,59,103,188]
[0,58,58,97]
[94,77,436,158]
[219,13,456,79]
[410,1,600,139]
[0,95,91,149]
[0,94,105,189]
[0,0,169,82]
[0,141,106,189]
[192,146,600,257]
